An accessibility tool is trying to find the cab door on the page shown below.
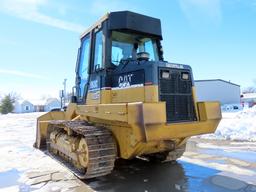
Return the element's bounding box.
[86,29,104,104]
[76,34,91,103]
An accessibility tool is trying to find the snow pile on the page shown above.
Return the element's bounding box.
[235,106,256,119]
[201,106,256,141]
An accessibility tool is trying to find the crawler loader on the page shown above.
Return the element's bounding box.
[35,11,222,179]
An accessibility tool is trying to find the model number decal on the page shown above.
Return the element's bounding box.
[92,91,100,100]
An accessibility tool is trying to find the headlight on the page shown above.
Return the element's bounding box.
[181,72,189,80]
[161,70,170,79]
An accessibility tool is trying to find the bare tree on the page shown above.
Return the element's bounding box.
[243,86,256,94]
[9,92,21,102]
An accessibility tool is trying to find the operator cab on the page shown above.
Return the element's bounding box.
[74,11,164,102]
[73,11,196,123]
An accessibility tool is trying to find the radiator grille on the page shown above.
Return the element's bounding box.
[159,68,197,122]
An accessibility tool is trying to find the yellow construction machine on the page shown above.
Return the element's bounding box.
[35,11,222,179]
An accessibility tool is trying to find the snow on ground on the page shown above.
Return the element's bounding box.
[0,112,41,149]
[199,106,256,141]
[0,112,92,192]
[0,113,45,173]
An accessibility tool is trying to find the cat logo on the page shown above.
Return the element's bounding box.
[118,74,133,88]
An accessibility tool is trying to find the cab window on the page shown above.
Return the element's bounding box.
[93,30,103,70]
[111,31,159,66]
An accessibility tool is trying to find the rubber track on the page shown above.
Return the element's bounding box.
[46,120,117,179]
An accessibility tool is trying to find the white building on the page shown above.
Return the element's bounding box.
[14,100,34,113]
[31,99,46,112]
[44,98,61,112]
[13,98,61,113]
[195,79,241,105]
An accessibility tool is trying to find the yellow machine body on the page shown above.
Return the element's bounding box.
[35,86,221,159]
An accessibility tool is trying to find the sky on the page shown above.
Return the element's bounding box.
[0,0,256,100]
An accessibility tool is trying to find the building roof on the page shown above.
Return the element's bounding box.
[16,98,60,106]
[45,98,60,105]
[195,79,240,87]
[15,100,34,105]
[30,99,46,105]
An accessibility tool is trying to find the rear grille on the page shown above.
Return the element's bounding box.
[159,68,197,122]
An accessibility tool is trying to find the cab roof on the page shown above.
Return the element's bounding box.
[81,11,162,40]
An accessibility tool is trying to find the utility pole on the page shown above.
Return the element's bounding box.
[63,78,67,106]
[59,90,64,109]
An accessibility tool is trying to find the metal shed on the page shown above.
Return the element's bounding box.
[195,79,241,105]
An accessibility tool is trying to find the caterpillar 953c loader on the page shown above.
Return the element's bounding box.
[35,11,222,179]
